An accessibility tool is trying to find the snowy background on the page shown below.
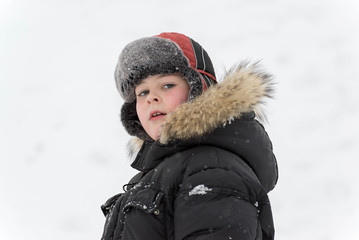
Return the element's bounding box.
[1,0,359,239]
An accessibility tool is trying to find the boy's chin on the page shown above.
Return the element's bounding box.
[147,129,160,141]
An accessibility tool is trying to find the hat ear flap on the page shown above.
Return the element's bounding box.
[120,102,153,141]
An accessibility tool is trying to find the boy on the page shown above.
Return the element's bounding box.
[101,32,278,240]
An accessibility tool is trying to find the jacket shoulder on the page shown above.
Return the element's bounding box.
[185,146,260,180]
[181,146,264,195]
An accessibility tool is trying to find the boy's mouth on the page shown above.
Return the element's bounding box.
[150,111,167,120]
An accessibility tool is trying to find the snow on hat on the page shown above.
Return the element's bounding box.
[116,32,217,141]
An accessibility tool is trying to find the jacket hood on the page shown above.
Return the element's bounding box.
[128,62,278,192]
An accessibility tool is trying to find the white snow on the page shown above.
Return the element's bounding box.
[223,116,235,127]
[188,185,213,196]
[1,0,359,239]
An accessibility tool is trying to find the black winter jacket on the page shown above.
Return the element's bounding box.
[101,64,278,240]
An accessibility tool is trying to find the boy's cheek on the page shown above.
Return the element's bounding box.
[136,105,147,123]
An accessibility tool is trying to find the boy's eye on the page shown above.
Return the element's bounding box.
[163,84,175,89]
[137,90,149,97]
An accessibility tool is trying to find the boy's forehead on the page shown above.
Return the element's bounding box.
[137,74,184,86]
[135,75,162,90]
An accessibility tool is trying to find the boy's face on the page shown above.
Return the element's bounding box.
[135,74,190,140]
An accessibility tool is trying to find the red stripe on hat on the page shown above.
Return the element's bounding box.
[156,32,197,69]
[200,77,207,91]
[196,69,217,82]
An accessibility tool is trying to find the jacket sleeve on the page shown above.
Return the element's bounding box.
[173,152,263,240]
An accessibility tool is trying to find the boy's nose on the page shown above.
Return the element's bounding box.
[146,93,161,103]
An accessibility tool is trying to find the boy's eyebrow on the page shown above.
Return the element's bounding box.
[135,83,147,93]
[136,79,149,87]
[158,74,170,78]
[158,73,182,78]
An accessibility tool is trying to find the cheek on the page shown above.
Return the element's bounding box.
[166,89,188,110]
[136,101,146,123]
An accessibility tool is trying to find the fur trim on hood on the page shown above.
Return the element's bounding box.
[160,62,274,144]
[128,62,274,154]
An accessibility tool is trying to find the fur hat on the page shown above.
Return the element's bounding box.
[116,32,217,141]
